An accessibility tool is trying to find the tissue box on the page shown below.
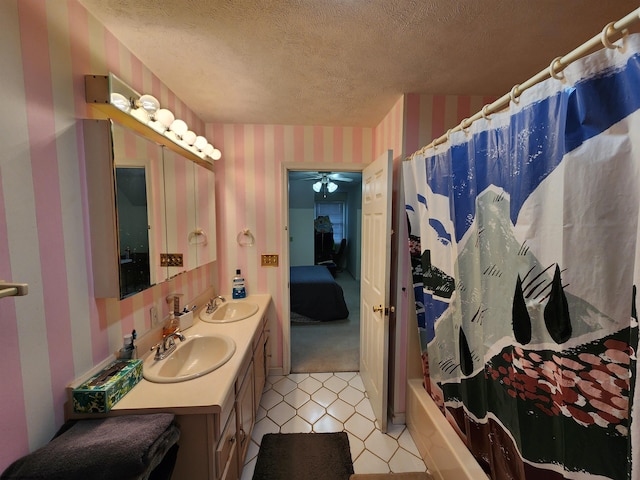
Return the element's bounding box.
[72,359,142,413]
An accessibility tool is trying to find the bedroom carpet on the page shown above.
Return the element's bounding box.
[291,271,360,372]
[252,432,354,480]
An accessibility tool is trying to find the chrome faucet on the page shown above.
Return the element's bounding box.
[151,330,185,360]
[206,295,226,314]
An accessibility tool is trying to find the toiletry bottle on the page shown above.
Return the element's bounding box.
[118,331,137,359]
[163,313,180,336]
[232,269,247,299]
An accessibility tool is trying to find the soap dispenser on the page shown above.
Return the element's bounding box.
[232,269,247,299]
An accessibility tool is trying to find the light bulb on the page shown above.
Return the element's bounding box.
[194,136,208,151]
[313,182,322,192]
[155,109,175,128]
[169,119,188,137]
[203,144,215,156]
[130,107,150,124]
[137,94,160,117]
[327,182,338,193]
[182,130,197,145]
[110,93,131,112]
[211,148,222,160]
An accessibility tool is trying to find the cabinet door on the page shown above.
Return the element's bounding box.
[236,361,255,472]
[253,329,270,409]
[194,167,216,266]
[216,407,238,480]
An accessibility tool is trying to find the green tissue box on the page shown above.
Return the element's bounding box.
[72,359,142,413]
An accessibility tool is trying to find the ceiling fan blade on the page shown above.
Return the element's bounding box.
[329,174,353,182]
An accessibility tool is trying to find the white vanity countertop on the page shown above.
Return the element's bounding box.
[107,293,271,415]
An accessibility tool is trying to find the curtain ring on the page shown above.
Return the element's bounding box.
[601,22,628,50]
[461,118,471,133]
[446,129,453,142]
[510,84,521,104]
[481,105,492,120]
[549,56,564,80]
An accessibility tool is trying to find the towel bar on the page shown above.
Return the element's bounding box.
[0,281,29,299]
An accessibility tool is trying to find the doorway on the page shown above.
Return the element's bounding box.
[284,167,363,373]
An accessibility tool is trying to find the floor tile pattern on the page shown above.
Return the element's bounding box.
[241,372,428,478]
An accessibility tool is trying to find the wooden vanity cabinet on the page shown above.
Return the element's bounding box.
[170,313,270,480]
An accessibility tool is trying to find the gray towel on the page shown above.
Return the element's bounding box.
[1,413,180,480]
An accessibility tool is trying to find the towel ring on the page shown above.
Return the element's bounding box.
[188,228,208,246]
[237,228,255,247]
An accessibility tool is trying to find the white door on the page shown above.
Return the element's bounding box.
[360,150,393,432]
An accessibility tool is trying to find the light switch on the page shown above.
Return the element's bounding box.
[261,254,279,267]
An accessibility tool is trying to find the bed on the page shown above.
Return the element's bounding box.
[290,265,349,321]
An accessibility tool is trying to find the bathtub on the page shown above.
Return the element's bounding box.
[406,379,488,480]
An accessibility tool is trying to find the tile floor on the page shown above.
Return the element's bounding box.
[241,372,428,478]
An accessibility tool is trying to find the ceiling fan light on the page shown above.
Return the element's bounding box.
[312,182,322,192]
[327,182,338,193]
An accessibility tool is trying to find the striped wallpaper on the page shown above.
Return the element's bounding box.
[0,0,492,470]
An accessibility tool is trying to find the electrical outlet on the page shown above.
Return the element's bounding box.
[150,305,159,326]
[261,254,279,267]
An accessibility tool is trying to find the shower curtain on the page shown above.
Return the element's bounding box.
[404,34,640,480]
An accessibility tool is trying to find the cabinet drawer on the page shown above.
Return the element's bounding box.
[215,406,237,480]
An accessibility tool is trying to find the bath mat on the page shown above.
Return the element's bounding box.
[253,432,354,480]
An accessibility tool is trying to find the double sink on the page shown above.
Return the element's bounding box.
[142,300,259,384]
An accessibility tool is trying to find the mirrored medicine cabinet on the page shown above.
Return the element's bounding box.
[83,119,216,299]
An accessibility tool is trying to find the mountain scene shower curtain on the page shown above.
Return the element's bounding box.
[404,35,640,479]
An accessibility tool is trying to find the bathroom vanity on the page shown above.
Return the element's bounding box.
[68,294,271,480]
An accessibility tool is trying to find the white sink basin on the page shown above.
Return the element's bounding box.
[143,334,236,383]
[199,301,259,323]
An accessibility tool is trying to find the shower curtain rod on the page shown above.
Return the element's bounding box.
[415,7,640,156]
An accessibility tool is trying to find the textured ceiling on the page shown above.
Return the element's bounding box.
[79,0,640,127]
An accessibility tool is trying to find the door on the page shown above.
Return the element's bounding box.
[360,150,393,432]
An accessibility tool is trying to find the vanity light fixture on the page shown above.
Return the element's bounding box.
[87,73,224,163]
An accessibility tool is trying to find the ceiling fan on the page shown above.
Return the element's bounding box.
[297,172,352,196]
[299,172,354,184]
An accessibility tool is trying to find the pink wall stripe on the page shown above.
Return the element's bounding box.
[431,95,446,142]
[254,125,268,293]
[0,168,29,464]
[352,128,363,163]
[404,94,421,155]
[333,127,344,163]
[313,126,323,161]
[234,124,247,275]
[293,125,305,162]
[18,0,73,427]
[67,0,108,362]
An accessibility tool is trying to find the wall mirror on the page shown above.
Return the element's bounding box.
[111,123,164,298]
[83,119,216,300]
